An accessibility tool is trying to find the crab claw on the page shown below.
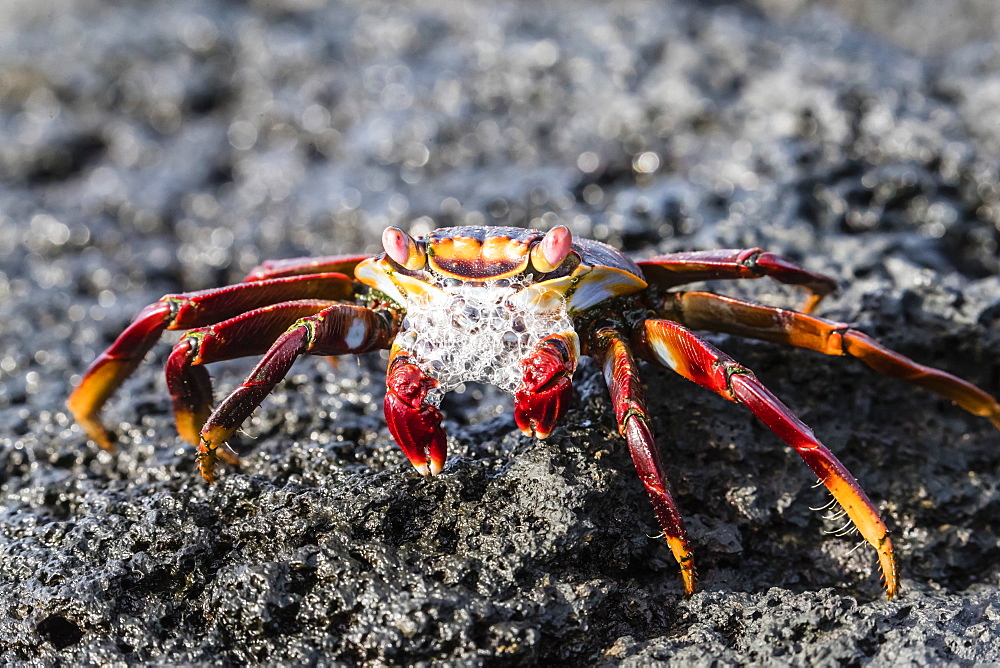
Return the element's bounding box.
[514,332,580,438]
[384,356,447,475]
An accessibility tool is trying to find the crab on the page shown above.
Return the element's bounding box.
[68,225,1000,598]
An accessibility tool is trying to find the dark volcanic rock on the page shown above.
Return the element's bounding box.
[1,0,998,664]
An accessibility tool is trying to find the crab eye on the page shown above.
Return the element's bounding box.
[530,225,572,273]
[382,227,427,270]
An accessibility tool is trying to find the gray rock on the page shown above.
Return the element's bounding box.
[1,0,998,664]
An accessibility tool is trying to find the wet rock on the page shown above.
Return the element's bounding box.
[1,0,998,664]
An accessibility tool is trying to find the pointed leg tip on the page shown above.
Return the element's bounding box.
[665,535,698,596]
[93,432,116,453]
[412,462,431,476]
[77,417,116,452]
[197,427,236,484]
[681,569,698,596]
[175,410,210,448]
[515,419,551,439]
[875,535,899,600]
[196,452,217,484]
[802,293,824,315]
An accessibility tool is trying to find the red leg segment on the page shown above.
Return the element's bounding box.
[67,273,355,451]
[589,328,697,595]
[197,304,398,482]
[639,318,898,598]
[513,332,580,439]
[657,291,1000,429]
[242,254,369,281]
[638,249,837,313]
[166,299,336,448]
[384,349,448,477]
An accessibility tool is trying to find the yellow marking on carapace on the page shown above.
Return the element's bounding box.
[428,235,532,279]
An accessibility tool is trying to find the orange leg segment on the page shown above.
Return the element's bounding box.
[639,318,898,598]
[67,273,355,451]
[589,327,697,595]
[658,291,1000,429]
[638,249,837,314]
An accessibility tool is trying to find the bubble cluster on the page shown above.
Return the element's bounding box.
[393,278,574,401]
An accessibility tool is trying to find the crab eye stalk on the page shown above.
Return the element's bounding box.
[382,227,427,271]
[530,225,573,273]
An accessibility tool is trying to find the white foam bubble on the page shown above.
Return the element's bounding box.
[393,278,575,403]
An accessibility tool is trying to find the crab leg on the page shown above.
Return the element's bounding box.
[242,254,369,281]
[588,328,697,595]
[639,249,837,313]
[67,273,355,451]
[196,303,397,482]
[384,348,449,477]
[657,291,1000,428]
[639,318,898,598]
[166,299,337,449]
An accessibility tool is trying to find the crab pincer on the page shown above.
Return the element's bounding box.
[384,351,448,476]
[514,332,580,439]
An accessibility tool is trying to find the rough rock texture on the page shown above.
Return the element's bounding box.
[1,0,999,664]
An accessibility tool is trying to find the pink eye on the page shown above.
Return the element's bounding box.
[382,227,412,265]
[532,225,572,272]
[382,227,426,270]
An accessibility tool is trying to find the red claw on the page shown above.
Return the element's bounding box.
[514,376,573,439]
[514,334,578,438]
[384,358,447,475]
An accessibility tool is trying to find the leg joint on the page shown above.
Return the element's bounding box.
[720,361,754,398]
[830,326,851,356]
[300,318,319,352]
[621,407,648,430]
[161,296,186,319]
[739,249,766,276]
[180,330,207,362]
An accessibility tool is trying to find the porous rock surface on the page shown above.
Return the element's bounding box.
[1,1,999,664]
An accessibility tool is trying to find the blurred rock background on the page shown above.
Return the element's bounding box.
[1,0,998,663]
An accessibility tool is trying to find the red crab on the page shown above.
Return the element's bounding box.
[68,225,1000,598]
